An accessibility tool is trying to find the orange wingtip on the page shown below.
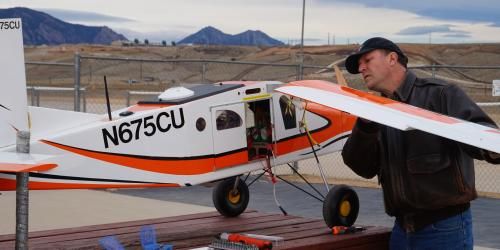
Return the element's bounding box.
[0,163,57,173]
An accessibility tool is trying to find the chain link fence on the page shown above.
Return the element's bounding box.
[25,54,500,197]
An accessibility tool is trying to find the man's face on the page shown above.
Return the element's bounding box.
[357,49,392,92]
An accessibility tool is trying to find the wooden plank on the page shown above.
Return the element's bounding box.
[0,210,238,242]
[175,220,328,250]
[0,211,391,250]
[0,211,270,248]
[156,217,319,249]
[25,213,305,249]
[279,227,390,250]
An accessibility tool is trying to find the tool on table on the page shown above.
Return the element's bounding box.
[241,234,284,246]
[208,238,259,250]
[219,233,273,250]
[331,226,365,235]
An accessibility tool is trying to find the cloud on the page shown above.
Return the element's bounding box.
[397,25,453,35]
[315,0,500,26]
[38,8,134,23]
[442,32,472,38]
[397,25,471,39]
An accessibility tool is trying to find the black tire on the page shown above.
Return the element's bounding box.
[322,185,359,228]
[212,177,250,217]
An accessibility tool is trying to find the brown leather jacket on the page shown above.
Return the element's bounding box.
[341,71,498,218]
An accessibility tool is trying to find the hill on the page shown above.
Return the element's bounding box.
[178,26,284,46]
[0,7,127,45]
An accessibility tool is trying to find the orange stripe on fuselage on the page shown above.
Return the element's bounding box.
[215,150,248,170]
[275,102,350,156]
[41,140,246,175]
[0,178,179,190]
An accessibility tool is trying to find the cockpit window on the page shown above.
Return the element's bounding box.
[279,96,297,129]
[216,110,242,130]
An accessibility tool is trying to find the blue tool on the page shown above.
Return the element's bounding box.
[140,225,173,250]
[99,236,125,250]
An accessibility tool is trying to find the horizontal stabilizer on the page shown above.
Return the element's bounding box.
[276,80,500,154]
[0,152,57,172]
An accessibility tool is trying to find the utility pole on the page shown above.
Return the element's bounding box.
[328,32,330,45]
[299,0,306,80]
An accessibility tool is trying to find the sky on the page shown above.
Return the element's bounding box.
[1,0,500,45]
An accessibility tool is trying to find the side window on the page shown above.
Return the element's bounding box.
[216,110,242,130]
[279,96,297,129]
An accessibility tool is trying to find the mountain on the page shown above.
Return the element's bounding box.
[0,7,127,45]
[179,26,284,46]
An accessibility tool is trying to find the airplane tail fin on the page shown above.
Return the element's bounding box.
[0,18,29,147]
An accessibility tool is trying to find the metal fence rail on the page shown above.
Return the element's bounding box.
[24,54,500,197]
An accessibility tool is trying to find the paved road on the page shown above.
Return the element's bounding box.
[109,178,500,249]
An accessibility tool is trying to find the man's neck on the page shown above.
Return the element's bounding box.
[383,68,407,98]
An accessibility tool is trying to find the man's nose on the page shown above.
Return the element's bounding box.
[358,63,366,73]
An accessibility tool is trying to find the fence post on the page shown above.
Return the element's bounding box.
[140,61,143,80]
[299,63,304,80]
[74,53,81,112]
[15,131,30,250]
[292,161,299,174]
[82,89,87,113]
[202,63,207,83]
[126,91,131,107]
[431,63,436,78]
[35,89,40,107]
[29,87,35,106]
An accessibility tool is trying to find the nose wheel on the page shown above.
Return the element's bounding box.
[322,185,359,227]
[213,177,250,217]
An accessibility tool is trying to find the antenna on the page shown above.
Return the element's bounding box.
[104,76,112,121]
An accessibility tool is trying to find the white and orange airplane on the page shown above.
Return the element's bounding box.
[2,19,499,228]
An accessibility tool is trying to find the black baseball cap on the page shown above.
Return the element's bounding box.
[345,37,408,74]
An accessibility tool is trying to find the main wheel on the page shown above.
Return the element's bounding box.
[212,177,250,217]
[322,185,359,228]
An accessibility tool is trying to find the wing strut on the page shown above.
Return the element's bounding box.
[300,102,330,192]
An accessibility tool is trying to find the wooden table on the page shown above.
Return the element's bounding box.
[0,211,391,249]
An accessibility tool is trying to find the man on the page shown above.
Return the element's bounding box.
[341,37,500,249]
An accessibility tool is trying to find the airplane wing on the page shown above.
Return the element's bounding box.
[275,80,500,154]
[0,152,57,172]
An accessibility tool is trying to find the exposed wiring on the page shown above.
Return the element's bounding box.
[268,147,287,216]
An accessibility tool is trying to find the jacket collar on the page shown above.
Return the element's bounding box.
[393,70,416,102]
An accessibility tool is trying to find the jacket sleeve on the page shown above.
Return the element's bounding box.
[341,119,381,178]
[440,84,499,164]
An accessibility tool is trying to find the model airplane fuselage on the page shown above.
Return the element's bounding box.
[0,81,356,190]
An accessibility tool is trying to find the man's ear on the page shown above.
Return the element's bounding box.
[389,52,398,66]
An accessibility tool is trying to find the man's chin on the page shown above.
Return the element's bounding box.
[366,83,382,93]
